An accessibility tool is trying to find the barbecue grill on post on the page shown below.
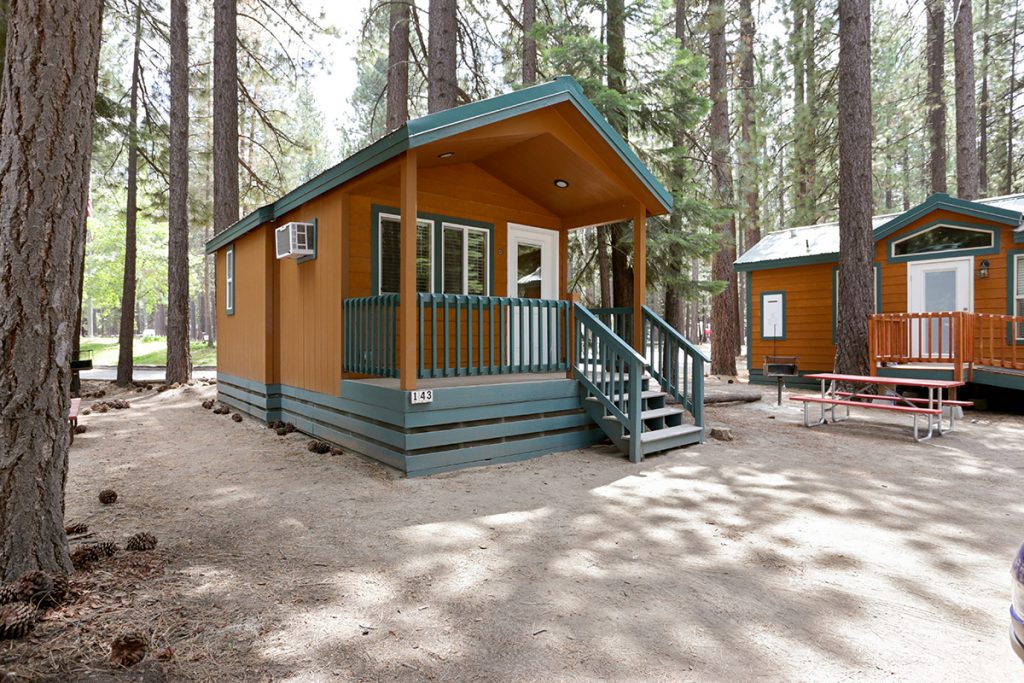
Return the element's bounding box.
[763,355,799,406]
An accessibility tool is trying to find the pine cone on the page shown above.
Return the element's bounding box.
[231,413,243,423]
[201,399,214,410]
[64,521,89,535]
[0,585,16,605]
[13,570,68,607]
[70,545,101,570]
[94,541,119,558]
[74,424,87,435]
[307,440,330,454]
[110,632,148,667]
[98,489,118,505]
[0,603,35,640]
[125,532,157,552]
[268,420,284,430]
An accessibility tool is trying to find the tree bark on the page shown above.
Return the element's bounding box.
[597,225,611,308]
[116,1,143,387]
[790,0,807,222]
[739,0,759,250]
[387,0,410,131]
[664,0,689,329]
[522,0,536,85]
[925,0,947,194]
[0,0,103,581]
[708,0,738,376]
[427,0,457,113]
[213,0,239,234]
[166,0,191,384]
[0,0,7,103]
[979,0,989,194]
[1007,9,1019,196]
[606,0,632,310]
[953,0,979,199]
[834,0,873,377]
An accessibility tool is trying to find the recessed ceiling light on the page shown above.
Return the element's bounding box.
[438,151,455,159]
[554,179,570,188]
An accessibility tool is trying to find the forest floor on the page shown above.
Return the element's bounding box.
[80,337,217,367]
[2,380,1022,681]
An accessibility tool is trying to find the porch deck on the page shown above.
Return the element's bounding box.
[348,371,567,390]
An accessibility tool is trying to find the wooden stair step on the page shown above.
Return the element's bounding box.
[622,424,703,444]
[603,406,683,423]
[585,390,665,404]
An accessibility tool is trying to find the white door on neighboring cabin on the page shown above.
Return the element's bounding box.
[907,257,972,357]
[507,224,559,367]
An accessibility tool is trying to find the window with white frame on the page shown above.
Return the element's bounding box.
[225,246,235,314]
[1015,254,1024,339]
[891,224,993,258]
[379,214,432,294]
[442,223,489,295]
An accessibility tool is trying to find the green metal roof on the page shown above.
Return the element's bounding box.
[734,192,1024,272]
[206,76,671,254]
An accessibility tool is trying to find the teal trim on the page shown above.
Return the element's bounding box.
[296,218,318,264]
[735,252,839,272]
[760,290,786,340]
[873,193,1023,241]
[876,366,955,381]
[832,265,881,342]
[225,245,235,316]
[641,305,708,438]
[206,76,671,255]
[884,220,1000,264]
[1008,249,1024,343]
[972,368,1024,391]
[371,204,494,296]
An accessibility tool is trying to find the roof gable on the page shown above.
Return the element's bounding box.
[207,76,670,254]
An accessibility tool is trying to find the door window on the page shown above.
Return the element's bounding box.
[516,243,543,299]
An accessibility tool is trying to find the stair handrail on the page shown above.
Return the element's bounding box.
[642,305,708,432]
[573,303,645,462]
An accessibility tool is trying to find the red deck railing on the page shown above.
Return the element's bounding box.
[869,311,1024,382]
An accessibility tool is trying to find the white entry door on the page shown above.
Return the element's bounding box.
[507,224,559,367]
[907,257,972,357]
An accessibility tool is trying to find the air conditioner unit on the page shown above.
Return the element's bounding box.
[275,222,315,259]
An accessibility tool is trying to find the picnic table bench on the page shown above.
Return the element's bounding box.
[69,398,81,444]
[790,373,971,442]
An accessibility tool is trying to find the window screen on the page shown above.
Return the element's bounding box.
[441,224,489,295]
[1016,254,1024,339]
[226,247,235,313]
[379,215,431,294]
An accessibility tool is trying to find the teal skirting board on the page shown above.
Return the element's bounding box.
[215,372,604,477]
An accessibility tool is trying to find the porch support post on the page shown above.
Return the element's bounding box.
[400,150,418,391]
[632,203,647,354]
[560,226,573,378]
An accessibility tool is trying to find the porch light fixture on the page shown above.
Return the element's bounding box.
[438,151,455,159]
[553,179,570,188]
[979,259,990,279]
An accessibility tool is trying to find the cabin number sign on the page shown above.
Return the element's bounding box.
[409,389,434,404]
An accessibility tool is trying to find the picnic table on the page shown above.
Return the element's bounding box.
[69,397,81,444]
[791,373,971,442]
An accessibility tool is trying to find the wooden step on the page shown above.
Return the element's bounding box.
[603,406,683,423]
[585,390,665,404]
[623,424,702,444]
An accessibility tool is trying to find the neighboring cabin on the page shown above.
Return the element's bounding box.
[736,192,1024,391]
[205,77,709,476]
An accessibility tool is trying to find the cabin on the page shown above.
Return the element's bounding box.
[736,192,1024,392]
[205,77,709,477]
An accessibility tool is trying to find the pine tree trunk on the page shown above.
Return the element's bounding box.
[597,226,611,308]
[979,0,989,194]
[834,0,873,377]
[214,0,239,234]
[0,0,8,102]
[522,0,536,85]
[708,0,738,376]
[662,0,688,321]
[803,0,817,216]
[1007,10,1018,195]
[427,0,457,113]
[926,0,947,194]
[606,0,633,310]
[953,0,979,200]
[790,0,806,221]
[739,0,759,250]
[387,0,410,131]
[166,0,191,384]
[116,1,143,387]
[0,0,103,581]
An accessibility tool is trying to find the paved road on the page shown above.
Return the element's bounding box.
[81,367,217,382]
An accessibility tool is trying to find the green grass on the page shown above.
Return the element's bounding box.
[80,337,217,367]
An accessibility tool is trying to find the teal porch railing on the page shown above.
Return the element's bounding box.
[642,306,709,430]
[573,303,645,462]
[589,307,633,342]
[342,293,571,379]
[418,293,570,378]
[343,295,399,377]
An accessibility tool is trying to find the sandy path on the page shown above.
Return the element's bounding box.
[17,381,1024,680]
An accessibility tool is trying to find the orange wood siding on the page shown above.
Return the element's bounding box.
[216,225,272,382]
[749,263,836,371]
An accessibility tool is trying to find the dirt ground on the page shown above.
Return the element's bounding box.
[3,379,1023,681]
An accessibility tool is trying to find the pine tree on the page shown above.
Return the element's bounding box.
[387,0,410,130]
[953,0,980,199]
[214,0,239,234]
[428,0,457,112]
[166,0,191,384]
